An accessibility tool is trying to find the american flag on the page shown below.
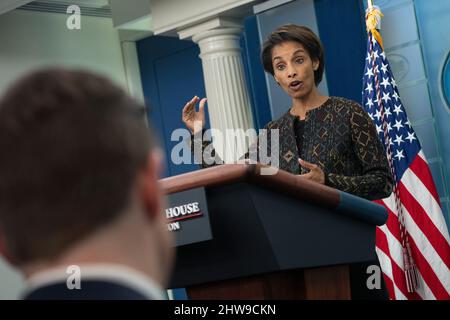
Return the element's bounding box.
[362,11,450,299]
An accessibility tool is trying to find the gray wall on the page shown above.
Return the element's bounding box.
[414,0,450,224]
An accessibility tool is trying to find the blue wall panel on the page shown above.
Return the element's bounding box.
[314,0,367,103]
[241,15,272,129]
[137,36,208,178]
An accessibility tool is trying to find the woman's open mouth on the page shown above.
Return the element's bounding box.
[289,80,303,90]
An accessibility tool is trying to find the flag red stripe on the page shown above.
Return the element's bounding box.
[407,234,450,299]
[382,214,424,298]
[376,228,407,298]
[376,203,437,299]
[376,228,396,299]
[376,224,425,299]
[381,272,396,300]
[377,198,447,298]
[397,182,450,269]
[378,201,403,245]
[380,189,450,298]
[408,154,441,206]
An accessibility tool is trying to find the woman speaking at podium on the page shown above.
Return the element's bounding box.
[181,24,393,202]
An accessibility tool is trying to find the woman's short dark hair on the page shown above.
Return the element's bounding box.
[261,24,325,86]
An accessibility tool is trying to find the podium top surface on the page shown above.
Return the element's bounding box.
[159,164,388,226]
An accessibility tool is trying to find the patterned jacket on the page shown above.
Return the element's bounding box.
[192,96,393,200]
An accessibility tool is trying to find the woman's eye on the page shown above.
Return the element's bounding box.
[276,64,286,71]
[295,58,304,64]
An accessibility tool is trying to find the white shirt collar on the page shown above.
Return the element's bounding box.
[24,263,166,300]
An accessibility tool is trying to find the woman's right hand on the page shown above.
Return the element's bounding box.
[182,96,207,134]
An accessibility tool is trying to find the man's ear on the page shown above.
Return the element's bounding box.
[139,149,164,221]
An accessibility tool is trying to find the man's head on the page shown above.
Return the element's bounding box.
[0,69,173,283]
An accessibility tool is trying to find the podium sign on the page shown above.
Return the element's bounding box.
[165,187,212,247]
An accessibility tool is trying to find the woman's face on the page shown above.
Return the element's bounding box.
[271,41,319,99]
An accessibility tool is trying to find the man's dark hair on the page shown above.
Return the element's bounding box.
[261,24,325,86]
[0,68,154,265]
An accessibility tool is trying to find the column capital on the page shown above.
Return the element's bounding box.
[192,27,242,44]
[178,17,242,40]
[192,27,244,58]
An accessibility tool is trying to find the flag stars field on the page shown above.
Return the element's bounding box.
[382,92,391,104]
[392,91,400,101]
[393,104,403,115]
[381,77,391,89]
[384,107,392,118]
[394,149,405,160]
[394,134,404,146]
[405,132,417,143]
[393,119,404,131]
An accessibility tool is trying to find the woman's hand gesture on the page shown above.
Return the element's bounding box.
[182,96,207,134]
[298,158,325,184]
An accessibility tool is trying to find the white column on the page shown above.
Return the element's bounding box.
[121,41,145,104]
[192,27,255,163]
[121,40,149,126]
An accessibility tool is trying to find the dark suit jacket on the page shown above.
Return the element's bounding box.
[23,280,151,300]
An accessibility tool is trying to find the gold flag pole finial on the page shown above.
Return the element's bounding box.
[365,0,384,50]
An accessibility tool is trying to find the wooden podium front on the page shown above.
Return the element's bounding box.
[160,164,387,300]
[187,265,351,300]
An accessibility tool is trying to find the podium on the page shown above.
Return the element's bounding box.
[160,164,388,299]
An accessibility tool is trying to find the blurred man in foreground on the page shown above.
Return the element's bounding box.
[0,68,174,299]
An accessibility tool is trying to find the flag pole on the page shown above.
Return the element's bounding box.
[367,0,373,9]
